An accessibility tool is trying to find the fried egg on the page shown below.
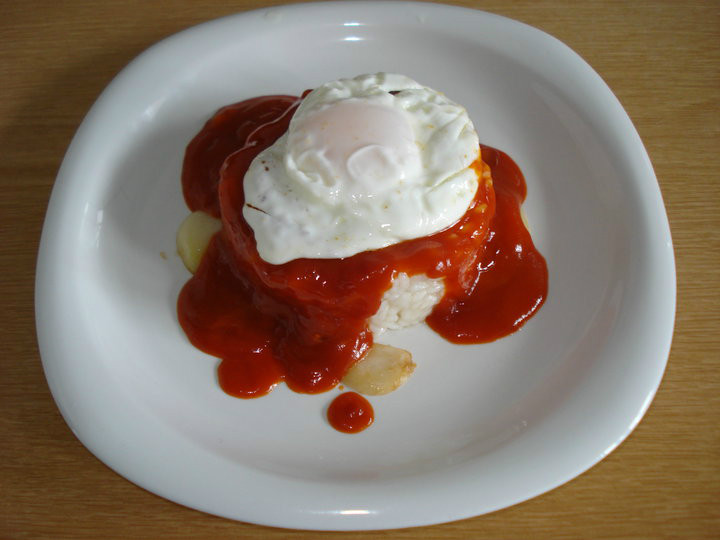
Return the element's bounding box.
[243,73,480,264]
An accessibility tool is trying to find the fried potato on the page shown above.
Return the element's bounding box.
[176,211,221,273]
[342,343,415,395]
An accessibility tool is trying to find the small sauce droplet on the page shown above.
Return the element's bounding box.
[327,392,374,433]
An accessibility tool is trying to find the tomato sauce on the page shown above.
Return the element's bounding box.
[177,94,548,430]
[327,392,374,434]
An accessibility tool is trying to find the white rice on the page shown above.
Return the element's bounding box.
[369,272,445,334]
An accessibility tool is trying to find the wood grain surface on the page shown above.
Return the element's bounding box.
[2,1,718,538]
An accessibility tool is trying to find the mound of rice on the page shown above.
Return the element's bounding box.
[369,272,445,334]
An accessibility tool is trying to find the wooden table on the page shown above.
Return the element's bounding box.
[2,1,718,538]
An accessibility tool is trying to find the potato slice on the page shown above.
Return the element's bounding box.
[342,343,415,395]
[176,211,221,273]
[520,207,530,231]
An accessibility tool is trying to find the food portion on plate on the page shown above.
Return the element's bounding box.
[176,73,548,433]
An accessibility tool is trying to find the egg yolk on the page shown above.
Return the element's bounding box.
[289,100,421,194]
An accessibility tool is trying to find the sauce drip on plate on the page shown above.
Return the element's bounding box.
[327,392,374,434]
[177,94,548,431]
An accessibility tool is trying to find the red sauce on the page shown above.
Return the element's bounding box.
[182,95,301,217]
[177,94,548,430]
[327,392,374,433]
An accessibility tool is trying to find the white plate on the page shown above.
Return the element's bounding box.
[36,1,675,530]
